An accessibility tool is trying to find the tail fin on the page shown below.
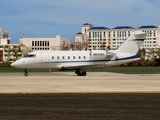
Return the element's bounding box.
[117,31,147,54]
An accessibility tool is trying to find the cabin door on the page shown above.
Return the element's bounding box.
[41,51,49,64]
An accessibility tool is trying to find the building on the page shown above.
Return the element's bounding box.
[75,23,111,50]
[0,27,10,45]
[111,26,135,49]
[88,27,111,50]
[0,44,25,63]
[20,35,68,51]
[75,23,93,44]
[137,25,160,48]
[0,27,11,63]
[75,23,160,50]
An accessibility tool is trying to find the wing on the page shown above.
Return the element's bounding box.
[61,64,104,70]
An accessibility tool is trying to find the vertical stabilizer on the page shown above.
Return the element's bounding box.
[117,31,147,55]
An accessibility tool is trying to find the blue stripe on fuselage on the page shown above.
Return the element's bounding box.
[115,55,140,61]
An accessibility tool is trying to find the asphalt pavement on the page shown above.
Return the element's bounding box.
[0,93,159,120]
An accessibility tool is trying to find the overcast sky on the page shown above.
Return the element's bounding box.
[0,0,160,43]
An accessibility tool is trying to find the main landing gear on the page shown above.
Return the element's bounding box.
[75,69,87,76]
[24,69,28,76]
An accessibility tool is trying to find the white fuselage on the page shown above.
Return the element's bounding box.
[11,50,140,69]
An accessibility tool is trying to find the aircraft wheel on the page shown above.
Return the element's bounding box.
[24,72,28,76]
[75,69,80,74]
[77,71,86,76]
[78,73,81,76]
[24,69,28,76]
[82,71,86,76]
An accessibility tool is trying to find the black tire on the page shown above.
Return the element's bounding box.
[75,69,80,74]
[77,73,81,76]
[82,71,86,76]
[24,72,28,76]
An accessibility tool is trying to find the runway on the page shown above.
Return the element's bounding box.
[0,72,160,93]
[0,72,159,119]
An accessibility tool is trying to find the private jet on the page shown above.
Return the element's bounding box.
[11,31,147,76]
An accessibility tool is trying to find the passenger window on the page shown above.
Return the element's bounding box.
[57,56,59,59]
[73,56,75,59]
[79,56,81,59]
[84,56,86,59]
[52,56,54,59]
[68,56,70,59]
[63,56,65,59]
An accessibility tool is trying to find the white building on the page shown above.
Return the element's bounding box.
[20,35,68,51]
[75,23,160,50]
[88,27,111,50]
[0,27,11,63]
[0,27,10,45]
[75,23,93,43]
[75,23,111,50]
[137,25,160,49]
[111,26,135,49]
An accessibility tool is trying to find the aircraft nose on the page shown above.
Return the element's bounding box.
[11,61,18,67]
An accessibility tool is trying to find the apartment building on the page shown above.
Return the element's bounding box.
[0,44,25,63]
[20,35,68,51]
[0,27,11,62]
[137,25,160,48]
[75,23,111,50]
[111,26,135,49]
[75,23,160,50]
[88,27,111,50]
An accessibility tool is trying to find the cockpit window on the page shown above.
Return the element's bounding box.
[23,54,36,58]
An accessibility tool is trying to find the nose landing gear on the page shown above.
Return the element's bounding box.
[24,69,28,76]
